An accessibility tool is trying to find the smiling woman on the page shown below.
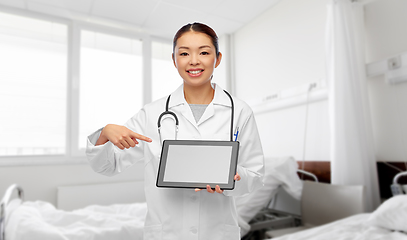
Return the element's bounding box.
[86,22,264,240]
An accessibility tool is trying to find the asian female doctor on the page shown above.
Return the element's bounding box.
[86,22,264,240]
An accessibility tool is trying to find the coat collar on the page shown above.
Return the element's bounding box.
[166,83,232,127]
[168,83,232,109]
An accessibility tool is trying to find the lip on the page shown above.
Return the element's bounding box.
[186,68,204,77]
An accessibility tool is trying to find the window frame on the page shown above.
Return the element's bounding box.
[71,22,151,157]
[0,7,156,166]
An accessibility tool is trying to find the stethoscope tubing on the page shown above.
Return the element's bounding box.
[157,90,234,142]
[223,90,234,141]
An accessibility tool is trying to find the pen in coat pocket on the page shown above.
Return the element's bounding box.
[234,127,239,141]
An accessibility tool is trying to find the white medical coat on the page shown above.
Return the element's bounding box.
[86,83,264,240]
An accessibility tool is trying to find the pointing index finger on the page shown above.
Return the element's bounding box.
[132,132,152,143]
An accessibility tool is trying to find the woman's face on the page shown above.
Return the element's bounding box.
[172,31,222,88]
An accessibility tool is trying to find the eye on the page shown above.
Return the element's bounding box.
[180,52,188,56]
[201,51,209,55]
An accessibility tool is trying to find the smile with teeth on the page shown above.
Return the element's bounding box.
[188,70,203,75]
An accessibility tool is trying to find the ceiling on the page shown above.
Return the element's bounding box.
[0,0,281,40]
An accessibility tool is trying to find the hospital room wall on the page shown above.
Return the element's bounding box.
[233,0,329,161]
[233,0,407,162]
[364,0,407,162]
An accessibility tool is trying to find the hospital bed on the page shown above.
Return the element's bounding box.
[0,183,147,240]
[264,171,407,240]
[242,170,318,239]
[237,157,307,239]
[0,156,305,240]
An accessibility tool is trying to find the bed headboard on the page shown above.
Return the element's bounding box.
[295,161,407,199]
[57,181,145,211]
[296,161,331,183]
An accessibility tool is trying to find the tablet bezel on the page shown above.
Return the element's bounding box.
[156,140,240,190]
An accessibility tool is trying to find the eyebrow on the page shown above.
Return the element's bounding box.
[178,45,212,50]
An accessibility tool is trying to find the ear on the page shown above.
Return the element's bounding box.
[215,52,222,68]
[172,53,177,68]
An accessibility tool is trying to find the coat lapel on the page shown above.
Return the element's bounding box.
[168,84,198,129]
[197,102,214,125]
[167,83,232,128]
[197,84,232,126]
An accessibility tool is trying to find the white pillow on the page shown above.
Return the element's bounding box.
[270,157,302,200]
[367,195,407,232]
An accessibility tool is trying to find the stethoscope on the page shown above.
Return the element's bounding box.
[157,90,235,144]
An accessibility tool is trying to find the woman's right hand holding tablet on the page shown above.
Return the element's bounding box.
[96,124,152,149]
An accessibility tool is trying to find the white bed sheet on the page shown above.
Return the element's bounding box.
[5,200,147,240]
[270,213,407,240]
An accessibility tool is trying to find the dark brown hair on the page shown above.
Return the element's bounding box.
[173,22,219,57]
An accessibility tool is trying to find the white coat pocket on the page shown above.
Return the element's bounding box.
[144,224,162,240]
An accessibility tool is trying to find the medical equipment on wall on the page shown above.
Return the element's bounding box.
[299,83,317,178]
[157,90,235,144]
[391,171,407,196]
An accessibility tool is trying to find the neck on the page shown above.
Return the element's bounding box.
[184,83,215,104]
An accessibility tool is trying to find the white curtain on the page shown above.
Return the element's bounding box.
[326,0,380,212]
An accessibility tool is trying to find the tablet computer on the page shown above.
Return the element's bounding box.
[156,140,239,190]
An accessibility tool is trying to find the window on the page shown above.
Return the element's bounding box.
[78,30,143,149]
[0,11,175,162]
[151,41,181,101]
[0,12,67,156]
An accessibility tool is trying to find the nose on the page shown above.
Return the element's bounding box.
[189,53,200,65]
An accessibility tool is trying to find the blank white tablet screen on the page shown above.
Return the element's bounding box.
[163,145,233,184]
